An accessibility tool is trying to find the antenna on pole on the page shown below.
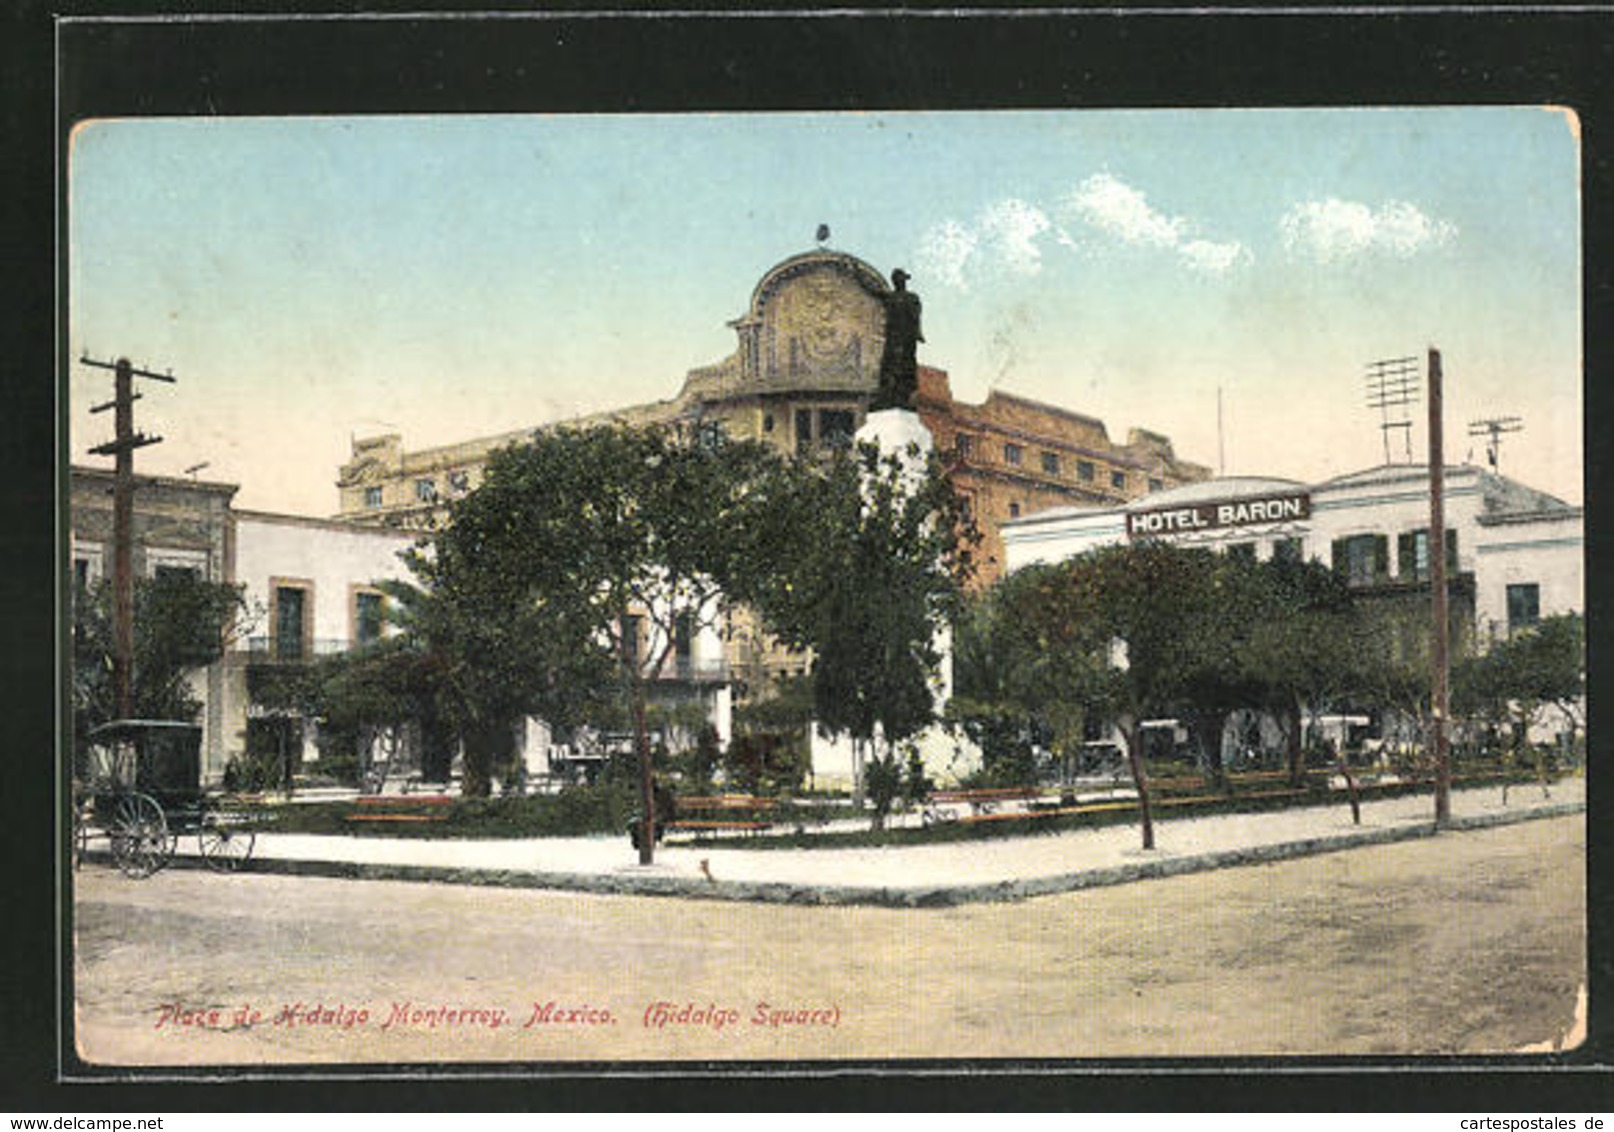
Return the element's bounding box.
[1365,356,1420,465]
[1467,415,1523,473]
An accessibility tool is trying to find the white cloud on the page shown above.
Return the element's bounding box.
[1060,172,1247,275]
[1280,198,1457,262]
[918,176,1250,289]
[978,198,1052,277]
[1178,238,1248,276]
[1065,172,1184,248]
[916,200,1049,290]
[915,219,978,291]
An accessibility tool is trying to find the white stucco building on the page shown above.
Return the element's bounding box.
[227,509,736,787]
[1002,463,1583,646]
[222,511,419,778]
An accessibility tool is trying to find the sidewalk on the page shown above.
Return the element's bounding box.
[176,778,1585,907]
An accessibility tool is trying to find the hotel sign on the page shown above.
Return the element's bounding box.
[1126,492,1311,538]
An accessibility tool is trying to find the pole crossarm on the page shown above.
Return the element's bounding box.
[89,433,163,456]
[79,354,177,383]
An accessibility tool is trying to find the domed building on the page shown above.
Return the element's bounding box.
[330,246,1211,783]
[335,247,1211,582]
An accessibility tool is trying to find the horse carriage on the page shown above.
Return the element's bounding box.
[73,719,256,878]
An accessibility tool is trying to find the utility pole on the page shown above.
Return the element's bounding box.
[1427,347,1451,827]
[84,355,175,721]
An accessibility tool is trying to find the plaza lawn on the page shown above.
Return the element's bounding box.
[244,765,1550,847]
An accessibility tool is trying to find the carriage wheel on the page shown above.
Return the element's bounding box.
[199,812,255,872]
[110,793,169,879]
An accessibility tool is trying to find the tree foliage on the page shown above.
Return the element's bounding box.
[1454,612,1584,765]
[73,573,249,736]
[958,544,1381,844]
[735,442,976,754]
[409,423,873,862]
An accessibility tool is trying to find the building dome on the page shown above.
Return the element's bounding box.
[745,249,891,316]
[709,250,892,395]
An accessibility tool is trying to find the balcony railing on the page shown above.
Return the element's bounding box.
[243,636,358,664]
[651,657,729,684]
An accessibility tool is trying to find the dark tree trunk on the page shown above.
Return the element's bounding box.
[1122,716,1154,851]
[634,676,657,866]
[1197,709,1232,795]
[1337,757,1361,825]
[461,718,512,798]
[1285,698,1305,788]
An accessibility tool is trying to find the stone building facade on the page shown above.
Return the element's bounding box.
[330,248,1209,713]
[70,466,239,775]
[334,247,1209,580]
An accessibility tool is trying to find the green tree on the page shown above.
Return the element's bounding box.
[1455,613,1583,797]
[730,673,815,793]
[984,543,1232,850]
[951,562,1097,786]
[1238,557,1363,787]
[422,423,795,860]
[73,572,250,737]
[734,442,976,823]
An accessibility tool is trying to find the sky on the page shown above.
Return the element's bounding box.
[67,109,1584,516]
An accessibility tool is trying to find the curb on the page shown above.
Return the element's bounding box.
[127,798,1585,908]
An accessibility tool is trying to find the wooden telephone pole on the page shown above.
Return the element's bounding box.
[1427,347,1451,827]
[84,355,175,721]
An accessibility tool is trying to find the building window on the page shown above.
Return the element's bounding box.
[1008,502,1021,519]
[955,433,974,460]
[1041,451,1060,476]
[959,494,974,521]
[1226,542,1256,563]
[621,613,644,668]
[73,541,104,588]
[148,547,210,581]
[364,486,383,508]
[674,612,694,678]
[1272,538,1304,565]
[1003,443,1023,466]
[819,409,855,450]
[447,470,471,496]
[1110,470,1126,490]
[272,583,311,662]
[1506,583,1541,634]
[763,413,775,434]
[1077,460,1095,482]
[1398,529,1460,581]
[415,479,437,503]
[1148,477,1165,493]
[354,590,385,647]
[1332,534,1388,588]
[795,409,814,456]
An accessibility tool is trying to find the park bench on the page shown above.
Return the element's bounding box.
[628,795,778,847]
[922,786,1047,825]
[667,795,777,835]
[345,794,453,825]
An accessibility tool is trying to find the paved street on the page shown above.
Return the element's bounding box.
[72,813,1584,1065]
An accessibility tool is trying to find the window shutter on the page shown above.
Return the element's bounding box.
[1372,535,1389,581]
